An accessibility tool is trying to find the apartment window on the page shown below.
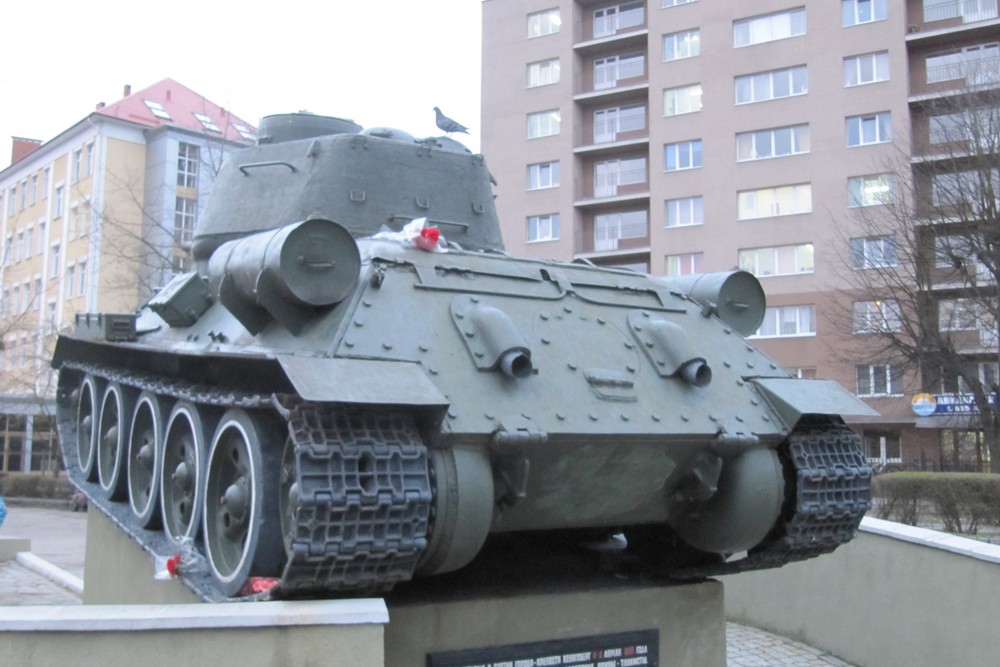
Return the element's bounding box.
[5,187,13,216]
[144,99,171,120]
[47,302,57,334]
[72,150,82,183]
[733,8,806,48]
[42,167,50,199]
[177,143,200,189]
[664,140,702,171]
[527,8,561,38]
[528,58,560,88]
[935,234,985,271]
[85,142,94,177]
[594,105,645,143]
[844,51,890,86]
[665,196,703,227]
[29,175,37,205]
[929,112,966,144]
[664,84,702,116]
[754,305,816,337]
[38,222,45,255]
[594,2,644,39]
[24,227,32,259]
[663,29,700,61]
[527,110,561,138]
[938,298,979,331]
[927,43,1000,85]
[857,364,903,396]
[738,184,812,219]
[666,252,704,276]
[735,66,808,104]
[932,168,1000,207]
[595,157,646,196]
[232,123,255,142]
[527,161,560,190]
[736,124,809,161]
[865,430,902,463]
[194,112,221,133]
[663,0,697,6]
[19,181,26,209]
[846,111,891,146]
[842,0,886,26]
[739,243,814,277]
[15,231,23,262]
[53,186,63,218]
[851,235,898,268]
[35,277,42,308]
[853,300,902,333]
[595,53,644,90]
[175,198,197,248]
[527,213,560,242]
[594,210,648,251]
[76,262,86,297]
[848,174,893,207]
[50,243,60,277]
[793,367,817,379]
[22,280,31,312]
[65,265,75,301]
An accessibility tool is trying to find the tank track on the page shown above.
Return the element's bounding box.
[59,362,432,600]
[672,418,872,579]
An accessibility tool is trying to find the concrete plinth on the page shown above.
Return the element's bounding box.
[81,510,726,667]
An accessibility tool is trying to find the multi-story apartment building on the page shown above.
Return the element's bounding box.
[0,78,255,473]
[482,0,1000,471]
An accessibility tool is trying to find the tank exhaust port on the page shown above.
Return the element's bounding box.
[450,297,534,379]
[626,311,711,387]
[208,218,361,335]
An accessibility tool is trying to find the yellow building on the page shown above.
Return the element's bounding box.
[0,79,255,472]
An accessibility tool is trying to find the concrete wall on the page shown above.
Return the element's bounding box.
[0,601,387,667]
[723,517,1000,667]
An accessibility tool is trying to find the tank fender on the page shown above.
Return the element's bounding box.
[450,297,533,378]
[276,355,448,409]
[627,311,711,386]
[750,378,879,430]
[208,218,361,335]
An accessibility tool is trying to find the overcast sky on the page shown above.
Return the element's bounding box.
[0,0,483,167]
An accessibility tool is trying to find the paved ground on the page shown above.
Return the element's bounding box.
[0,504,857,666]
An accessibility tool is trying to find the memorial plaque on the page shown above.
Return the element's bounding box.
[427,629,658,667]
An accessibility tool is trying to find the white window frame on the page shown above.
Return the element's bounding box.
[527,161,560,190]
[736,124,810,161]
[926,42,1000,85]
[851,235,898,269]
[594,105,645,143]
[595,53,644,90]
[938,297,980,331]
[663,0,697,7]
[733,8,806,48]
[664,84,702,116]
[177,143,199,189]
[842,0,887,26]
[753,305,816,338]
[856,364,904,396]
[666,252,704,276]
[664,139,702,172]
[527,110,561,139]
[527,8,561,38]
[846,111,892,146]
[853,300,902,334]
[737,184,812,220]
[528,58,560,88]
[738,243,815,277]
[665,196,704,228]
[663,29,700,61]
[527,213,560,242]
[594,157,647,197]
[844,51,890,86]
[594,2,644,39]
[735,66,808,104]
[175,197,197,248]
[848,174,894,207]
[594,210,648,251]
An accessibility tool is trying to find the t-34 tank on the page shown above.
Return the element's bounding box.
[53,113,875,600]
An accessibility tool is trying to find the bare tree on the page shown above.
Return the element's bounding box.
[831,82,1000,472]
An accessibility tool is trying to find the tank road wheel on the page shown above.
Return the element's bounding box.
[76,374,102,482]
[203,409,284,596]
[97,382,136,500]
[127,392,166,528]
[161,401,215,546]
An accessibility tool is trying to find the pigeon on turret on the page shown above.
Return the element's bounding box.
[434,107,470,134]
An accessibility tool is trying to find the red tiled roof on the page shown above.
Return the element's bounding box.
[95,78,257,144]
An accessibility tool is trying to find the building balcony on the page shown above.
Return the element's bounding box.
[574,1,647,55]
[907,55,1000,101]
[906,0,999,44]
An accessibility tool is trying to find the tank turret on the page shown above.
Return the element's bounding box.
[53,113,874,600]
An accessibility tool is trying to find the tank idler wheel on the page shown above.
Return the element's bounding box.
[161,401,217,547]
[97,382,136,500]
[127,392,166,528]
[203,409,284,596]
[76,375,102,482]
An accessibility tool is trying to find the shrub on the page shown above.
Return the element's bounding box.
[0,472,75,500]
[873,472,1000,533]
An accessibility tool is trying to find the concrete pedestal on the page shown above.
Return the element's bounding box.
[83,510,726,667]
